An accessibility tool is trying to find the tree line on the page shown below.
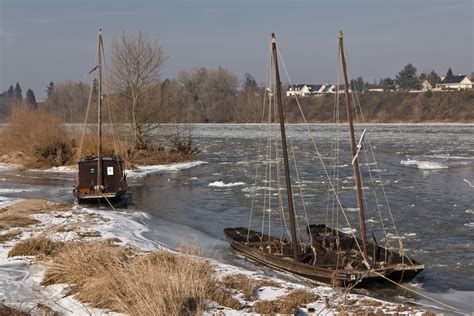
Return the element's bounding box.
[1,31,471,150]
[350,65,460,92]
[0,83,38,120]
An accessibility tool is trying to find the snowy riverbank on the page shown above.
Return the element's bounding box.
[0,198,430,315]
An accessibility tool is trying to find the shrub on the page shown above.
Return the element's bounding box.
[0,105,75,168]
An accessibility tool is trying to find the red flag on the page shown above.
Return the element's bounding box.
[87,65,99,75]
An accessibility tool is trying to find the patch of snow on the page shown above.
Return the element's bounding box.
[256,287,287,300]
[0,197,23,208]
[0,188,40,194]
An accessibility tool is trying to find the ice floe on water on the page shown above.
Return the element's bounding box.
[400,159,448,170]
[209,181,246,188]
[127,161,207,178]
[0,188,40,194]
[464,222,474,228]
[37,165,76,173]
[341,227,357,234]
[345,207,359,212]
[465,209,474,214]
[463,179,474,188]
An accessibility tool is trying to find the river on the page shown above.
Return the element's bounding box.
[0,124,472,312]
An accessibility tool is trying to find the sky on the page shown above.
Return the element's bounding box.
[0,0,473,98]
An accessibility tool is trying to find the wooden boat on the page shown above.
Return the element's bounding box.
[224,32,423,286]
[73,30,128,205]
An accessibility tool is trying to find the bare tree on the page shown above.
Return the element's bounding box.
[110,31,166,150]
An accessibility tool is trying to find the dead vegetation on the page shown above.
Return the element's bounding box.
[0,303,29,316]
[0,200,69,231]
[8,236,64,259]
[41,242,226,315]
[0,214,39,230]
[0,105,75,168]
[278,289,318,314]
[0,230,21,243]
[253,300,277,314]
[0,105,199,169]
[221,273,258,301]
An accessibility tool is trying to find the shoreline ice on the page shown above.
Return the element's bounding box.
[0,199,431,315]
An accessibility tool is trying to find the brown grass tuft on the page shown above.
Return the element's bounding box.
[77,230,101,238]
[221,273,258,301]
[0,230,21,243]
[0,105,74,168]
[41,243,223,315]
[35,303,59,316]
[8,236,64,258]
[0,303,30,316]
[41,241,128,288]
[211,287,241,310]
[0,214,39,230]
[253,300,277,314]
[278,289,318,314]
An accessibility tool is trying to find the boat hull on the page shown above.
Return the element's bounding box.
[224,227,423,287]
[73,189,129,207]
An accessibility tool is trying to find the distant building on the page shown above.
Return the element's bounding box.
[436,75,472,90]
[286,84,325,96]
[286,83,353,96]
[420,80,432,91]
[367,85,384,92]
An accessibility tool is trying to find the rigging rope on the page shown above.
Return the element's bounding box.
[276,42,367,265]
[342,45,407,258]
[247,41,272,242]
[76,73,96,161]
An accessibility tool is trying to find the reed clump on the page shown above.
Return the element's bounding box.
[0,231,21,244]
[221,273,258,301]
[0,214,39,230]
[0,303,30,316]
[253,300,277,314]
[8,236,64,258]
[41,242,236,314]
[277,289,318,314]
[0,105,75,168]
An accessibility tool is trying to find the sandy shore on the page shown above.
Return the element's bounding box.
[0,198,431,315]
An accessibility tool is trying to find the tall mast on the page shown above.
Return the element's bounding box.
[271,33,299,262]
[97,29,103,189]
[339,31,369,264]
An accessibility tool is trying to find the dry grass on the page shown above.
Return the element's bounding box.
[0,303,29,316]
[35,303,60,316]
[0,214,40,230]
[221,273,258,301]
[0,105,74,168]
[41,242,228,315]
[8,236,64,259]
[278,289,318,314]
[253,300,277,314]
[77,230,101,238]
[211,287,241,310]
[0,230,21,243]
[0,200,70,232]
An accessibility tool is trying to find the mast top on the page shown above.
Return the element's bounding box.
[271,33,276,43]
[339,31,344,39]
